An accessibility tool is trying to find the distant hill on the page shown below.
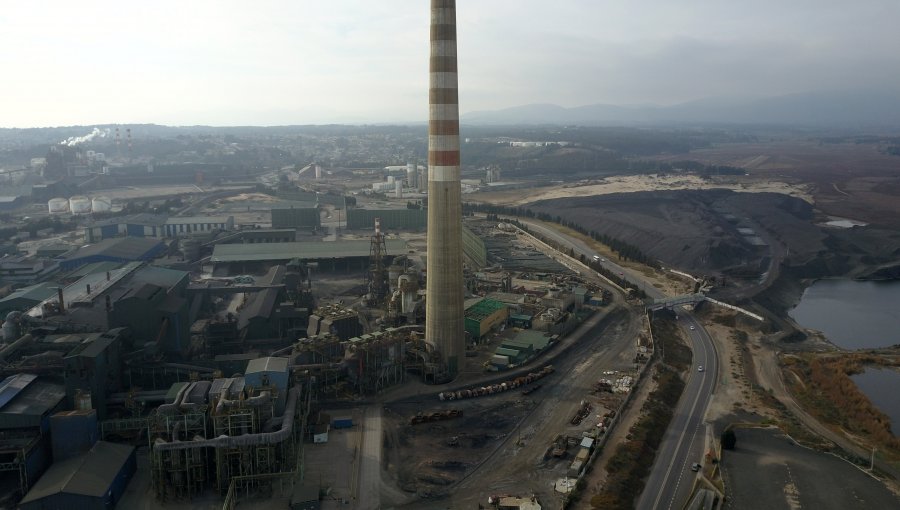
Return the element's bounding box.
[461,90,900,127]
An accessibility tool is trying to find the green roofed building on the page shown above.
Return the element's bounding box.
[495,346,523,364]
[464,298,508,341]
[346,208,426,230]
[0,282,57,316]
[271,207,321,229]
[508,330,553,353]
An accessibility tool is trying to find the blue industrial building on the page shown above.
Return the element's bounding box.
[58,237,166,272]
[244,357,290,414]
[0,374,66,499]
[83,213,168,243]
[18,440,136,510]
[49,409,99,462]
[83,213,234,242]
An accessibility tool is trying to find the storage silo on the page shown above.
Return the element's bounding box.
[69,196,92,214]
[406,163,417,189]
[48,198,69,214]
[91,196,112,213]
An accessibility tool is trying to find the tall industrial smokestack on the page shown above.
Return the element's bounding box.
[425,0,464,378]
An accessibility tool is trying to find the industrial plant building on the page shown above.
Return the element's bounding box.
[346,208,426,231]
[271,207,320,229]
[18,441,136,510]
[0,374,66,498]
[210,239,408,273]
[464,298,509,341]
[83,214,234,242]
[58,237,166,272]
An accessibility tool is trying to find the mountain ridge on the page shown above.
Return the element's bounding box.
[461,90,900,127]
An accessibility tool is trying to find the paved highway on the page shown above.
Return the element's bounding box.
[520,218,718,509]
[636,315,718,510]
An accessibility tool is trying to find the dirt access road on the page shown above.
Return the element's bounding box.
[398,306,643,509]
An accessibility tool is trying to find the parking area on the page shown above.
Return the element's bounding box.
[720,427,899,509]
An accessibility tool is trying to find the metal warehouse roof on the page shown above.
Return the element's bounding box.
[87,213,168,228]
[0,282,57,304]
[0,374,36,411]
[19,441,135,503]
[0,374,65,428]
[513,330,552,351]
[246,356,289,374]
[211,239,408,263]
[464,298,507,320]
[165,215,231,224]
[64,261,124,279]
[130,265,189,289]
[63,237,165,262]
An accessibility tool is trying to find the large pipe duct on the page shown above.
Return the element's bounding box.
[425,0,465,378]
[153,385,300,450]
[0,334,33,363]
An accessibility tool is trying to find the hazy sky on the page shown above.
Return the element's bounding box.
[3,0,899,127]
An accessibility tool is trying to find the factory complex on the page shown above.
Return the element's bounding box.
[0,3,622,509]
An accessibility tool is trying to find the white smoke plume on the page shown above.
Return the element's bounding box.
[60,127,111,147]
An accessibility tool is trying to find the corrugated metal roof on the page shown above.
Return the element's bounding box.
[87,213,168,228]
[0,376,65,428]
[63,237,164,262]
[238,288,280,329]
[19,441,134,503]
[165,215,231,225]
[0,374,37,411]
[210,239,408,263]
[464,298,507,320]
[513,330,552,350]
[246,356,289,374]
[64,261,124,279]
[0,282,57,304]
[131,265,189,289]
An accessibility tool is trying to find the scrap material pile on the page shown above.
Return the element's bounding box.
[437,365,554,401]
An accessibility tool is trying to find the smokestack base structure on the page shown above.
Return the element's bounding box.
[425,0,465,379]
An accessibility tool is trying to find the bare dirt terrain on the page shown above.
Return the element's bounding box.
[474,173,813,207]
[385,306,643,509]
[650,140,900,229]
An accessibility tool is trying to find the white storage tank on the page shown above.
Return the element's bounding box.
[48,198,69,214]
[406,163,417,188]
[69,196,91,214]
[91,196,112,213]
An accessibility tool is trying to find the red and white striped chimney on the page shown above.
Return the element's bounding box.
[425,0,465,378]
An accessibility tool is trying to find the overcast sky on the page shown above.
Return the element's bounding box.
[3,0,899,127]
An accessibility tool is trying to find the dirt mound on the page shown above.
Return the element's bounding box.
[528,189,820,276]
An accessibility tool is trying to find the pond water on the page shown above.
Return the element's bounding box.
[851,367,900,436]
[789,279,900,349]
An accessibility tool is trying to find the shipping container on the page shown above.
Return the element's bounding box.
[575,447,590,462]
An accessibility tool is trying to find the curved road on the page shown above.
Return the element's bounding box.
[520,218,719,509]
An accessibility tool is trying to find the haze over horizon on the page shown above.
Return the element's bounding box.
[3,0,900,128]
